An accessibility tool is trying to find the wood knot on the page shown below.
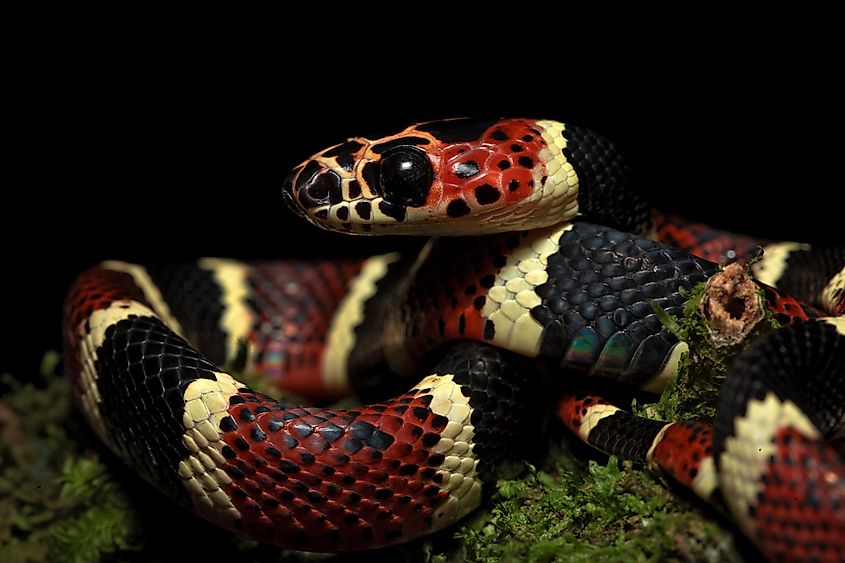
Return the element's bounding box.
[699,263,764,346]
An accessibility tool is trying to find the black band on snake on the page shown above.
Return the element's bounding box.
[64,117,845,560]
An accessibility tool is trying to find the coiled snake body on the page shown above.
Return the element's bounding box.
[64,118,845,560]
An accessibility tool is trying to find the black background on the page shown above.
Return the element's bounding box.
[4,43,842,375]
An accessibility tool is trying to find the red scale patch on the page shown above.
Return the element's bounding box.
[248,260,365,401]
[649,421,713,488]
[653,211,768,265]
[751,427,845,562]
[424,119,547,216]
[555,392,614,432]
[215,386,457,550]
[759,282,821,325]
[402,232,518,358]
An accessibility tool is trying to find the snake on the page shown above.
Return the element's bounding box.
[63,117,845,560]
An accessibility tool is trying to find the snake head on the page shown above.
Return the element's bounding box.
[282,118,581,235]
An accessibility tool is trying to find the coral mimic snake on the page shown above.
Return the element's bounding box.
[63,118,845,560]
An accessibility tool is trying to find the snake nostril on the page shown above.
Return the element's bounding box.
[299,171,342,209]
[307,181,330,202]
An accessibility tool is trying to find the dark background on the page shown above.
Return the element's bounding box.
[4,45,842,376]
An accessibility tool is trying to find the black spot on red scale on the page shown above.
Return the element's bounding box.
[220,416,237,432]
[510,144,523,153]
[307,490,326,503]
[398,463,419,475]
[474,184,501,205]
[226,466,246,479]
[279,459,300,473]
[374,488,393,500]
[318,423,343,442]
[234,437,250,450]
[446,199,471,218]
[491,130,508,141]
[497,159,511,170]
[421,433,440,447]
[484,319,495,340]
[343,437,363,453]
[508,179,520,192]
[367,430,395,450]
[518,156,533,168]
[423,485,440,497]
[430,415,448,429]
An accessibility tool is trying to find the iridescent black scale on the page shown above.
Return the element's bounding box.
[93,314,220,506]
[532,222,718,385]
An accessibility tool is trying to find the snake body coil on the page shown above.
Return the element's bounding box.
[64,118,845,560]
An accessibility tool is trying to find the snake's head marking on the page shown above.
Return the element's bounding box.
[282,118,581,236]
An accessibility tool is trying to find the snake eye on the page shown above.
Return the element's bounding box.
[378,146,433,207]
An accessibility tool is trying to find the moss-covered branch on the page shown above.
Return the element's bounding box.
[650,264,779,423]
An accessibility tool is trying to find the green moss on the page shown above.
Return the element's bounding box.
[455,433,740,563]
[0,354,141,563]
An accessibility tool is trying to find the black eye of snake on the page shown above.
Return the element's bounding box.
[378,146,433,207]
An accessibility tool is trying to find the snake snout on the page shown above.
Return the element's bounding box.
[282,161,342,218]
